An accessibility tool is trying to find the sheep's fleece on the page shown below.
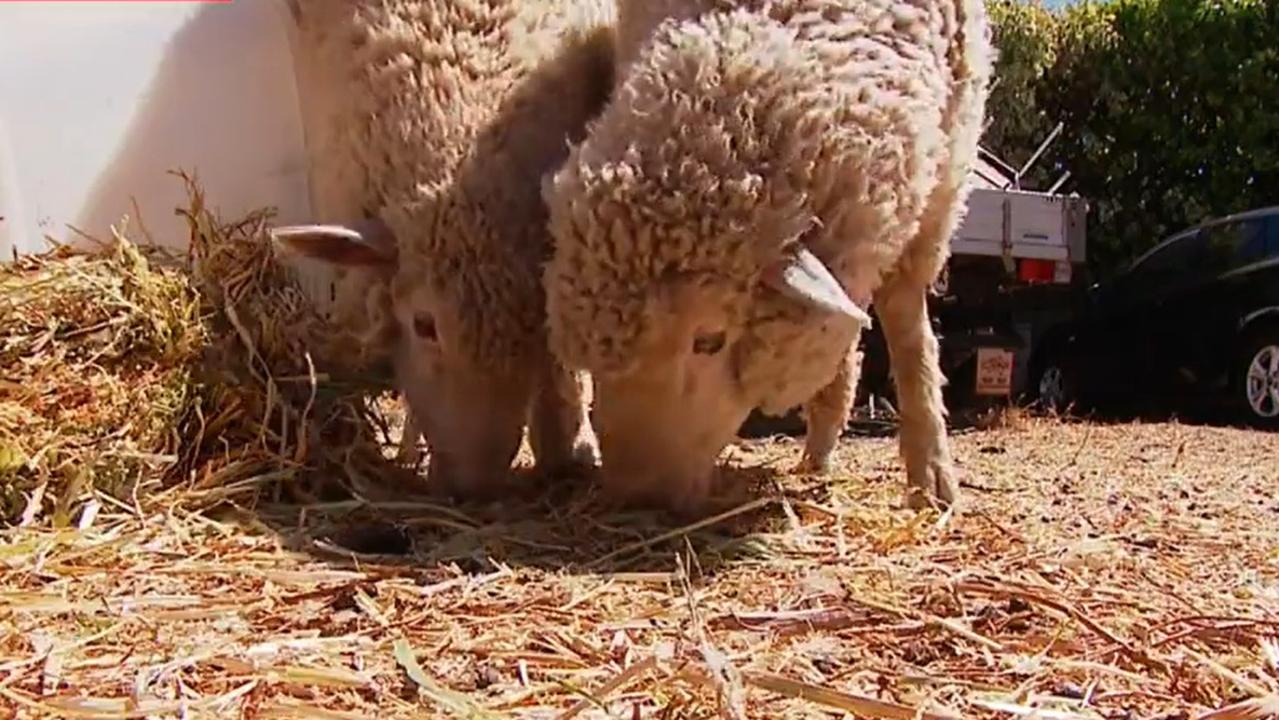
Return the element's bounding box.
[544,0,993,512]
[273,0,615,496]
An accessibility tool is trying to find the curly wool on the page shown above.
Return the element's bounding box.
[545,0,992,408]
[291,0,616,371]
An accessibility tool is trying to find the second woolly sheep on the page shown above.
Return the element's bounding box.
[543,0,994,513]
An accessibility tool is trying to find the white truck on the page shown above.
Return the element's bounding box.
[859,137,1090,416]
[743,133,1090,435]
[911,140,1090,408]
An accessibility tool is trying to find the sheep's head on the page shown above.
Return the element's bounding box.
[542,7,878,514]
[547,203,870,515]
[272,220,532,500]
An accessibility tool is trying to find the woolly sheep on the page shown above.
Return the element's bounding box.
[324,264,424,466]
[270,0,615,498]
[543,0,993,513]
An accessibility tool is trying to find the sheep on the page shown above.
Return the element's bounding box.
[325,264,424,466]
[542,0,993,514]
[268,0,616,499]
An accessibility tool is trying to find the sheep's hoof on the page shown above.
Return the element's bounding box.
[902,460,959,512]
[795,453,833,476]
[534,438,600,481]
[571,437,602,470]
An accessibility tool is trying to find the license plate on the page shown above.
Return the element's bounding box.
[975,347,1014,396]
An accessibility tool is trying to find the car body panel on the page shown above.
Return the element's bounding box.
[1049,207,1279,410]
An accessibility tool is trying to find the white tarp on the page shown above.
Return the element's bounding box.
[0,1,312,258]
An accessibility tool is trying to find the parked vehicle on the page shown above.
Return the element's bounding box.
[862,168,1090,409]
[1029,205,1279,427]
[742,136,1091,436]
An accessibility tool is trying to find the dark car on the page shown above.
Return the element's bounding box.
[1029,205,1279,426]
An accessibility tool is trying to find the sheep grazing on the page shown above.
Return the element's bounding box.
[323,263,424,466]
[543,0,994,514]
[270,0,616,498]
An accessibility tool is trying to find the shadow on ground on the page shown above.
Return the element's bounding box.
[210,385,1262,592]
[226,456,814,582]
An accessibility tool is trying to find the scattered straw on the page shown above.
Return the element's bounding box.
[1,178,1277,718]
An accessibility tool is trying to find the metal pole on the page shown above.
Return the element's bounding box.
[1016,122,1065,189]
[1047,170,1072,195]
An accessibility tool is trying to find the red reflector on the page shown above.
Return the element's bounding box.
[1018,258,1056,283]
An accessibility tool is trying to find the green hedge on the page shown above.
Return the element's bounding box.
[983,0,1279,275]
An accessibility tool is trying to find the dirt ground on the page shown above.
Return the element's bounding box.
[1,413,1277,719]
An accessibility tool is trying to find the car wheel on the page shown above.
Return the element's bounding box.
[1031,352,1076,414]
[1237,329,1279,428]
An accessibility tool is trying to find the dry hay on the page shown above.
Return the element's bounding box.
[0,223,204,524]
[1,172,413,530]
[2,183,1278,719]
[2,417,1277,719]
[174,173,413,508]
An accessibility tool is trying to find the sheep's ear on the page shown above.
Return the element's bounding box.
[270,218,397,268]
[761,247,871,326]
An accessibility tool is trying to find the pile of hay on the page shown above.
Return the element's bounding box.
[0,173,408,527]
[0,224,202,524]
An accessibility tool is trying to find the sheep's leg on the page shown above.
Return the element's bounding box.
[529,361,600,478]
[798,341,863,474]
[395,406,423,466]
[874,278,958,510]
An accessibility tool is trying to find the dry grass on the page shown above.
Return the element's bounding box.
[2,182,1278,719]
[0,224,204,525]
[2,418,1276,719]
[2,173,413,528]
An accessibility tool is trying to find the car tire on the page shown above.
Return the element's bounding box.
[1030,350,1077,414]
[1235,326,1279,429]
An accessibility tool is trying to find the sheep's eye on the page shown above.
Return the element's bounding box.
[692,331,726,355]
[412,314,437,341]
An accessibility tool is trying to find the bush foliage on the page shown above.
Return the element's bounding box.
[983,0,1279,275]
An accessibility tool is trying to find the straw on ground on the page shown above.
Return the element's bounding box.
[1,180,1276,719]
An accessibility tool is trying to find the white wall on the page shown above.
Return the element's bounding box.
[0,1,312,257]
